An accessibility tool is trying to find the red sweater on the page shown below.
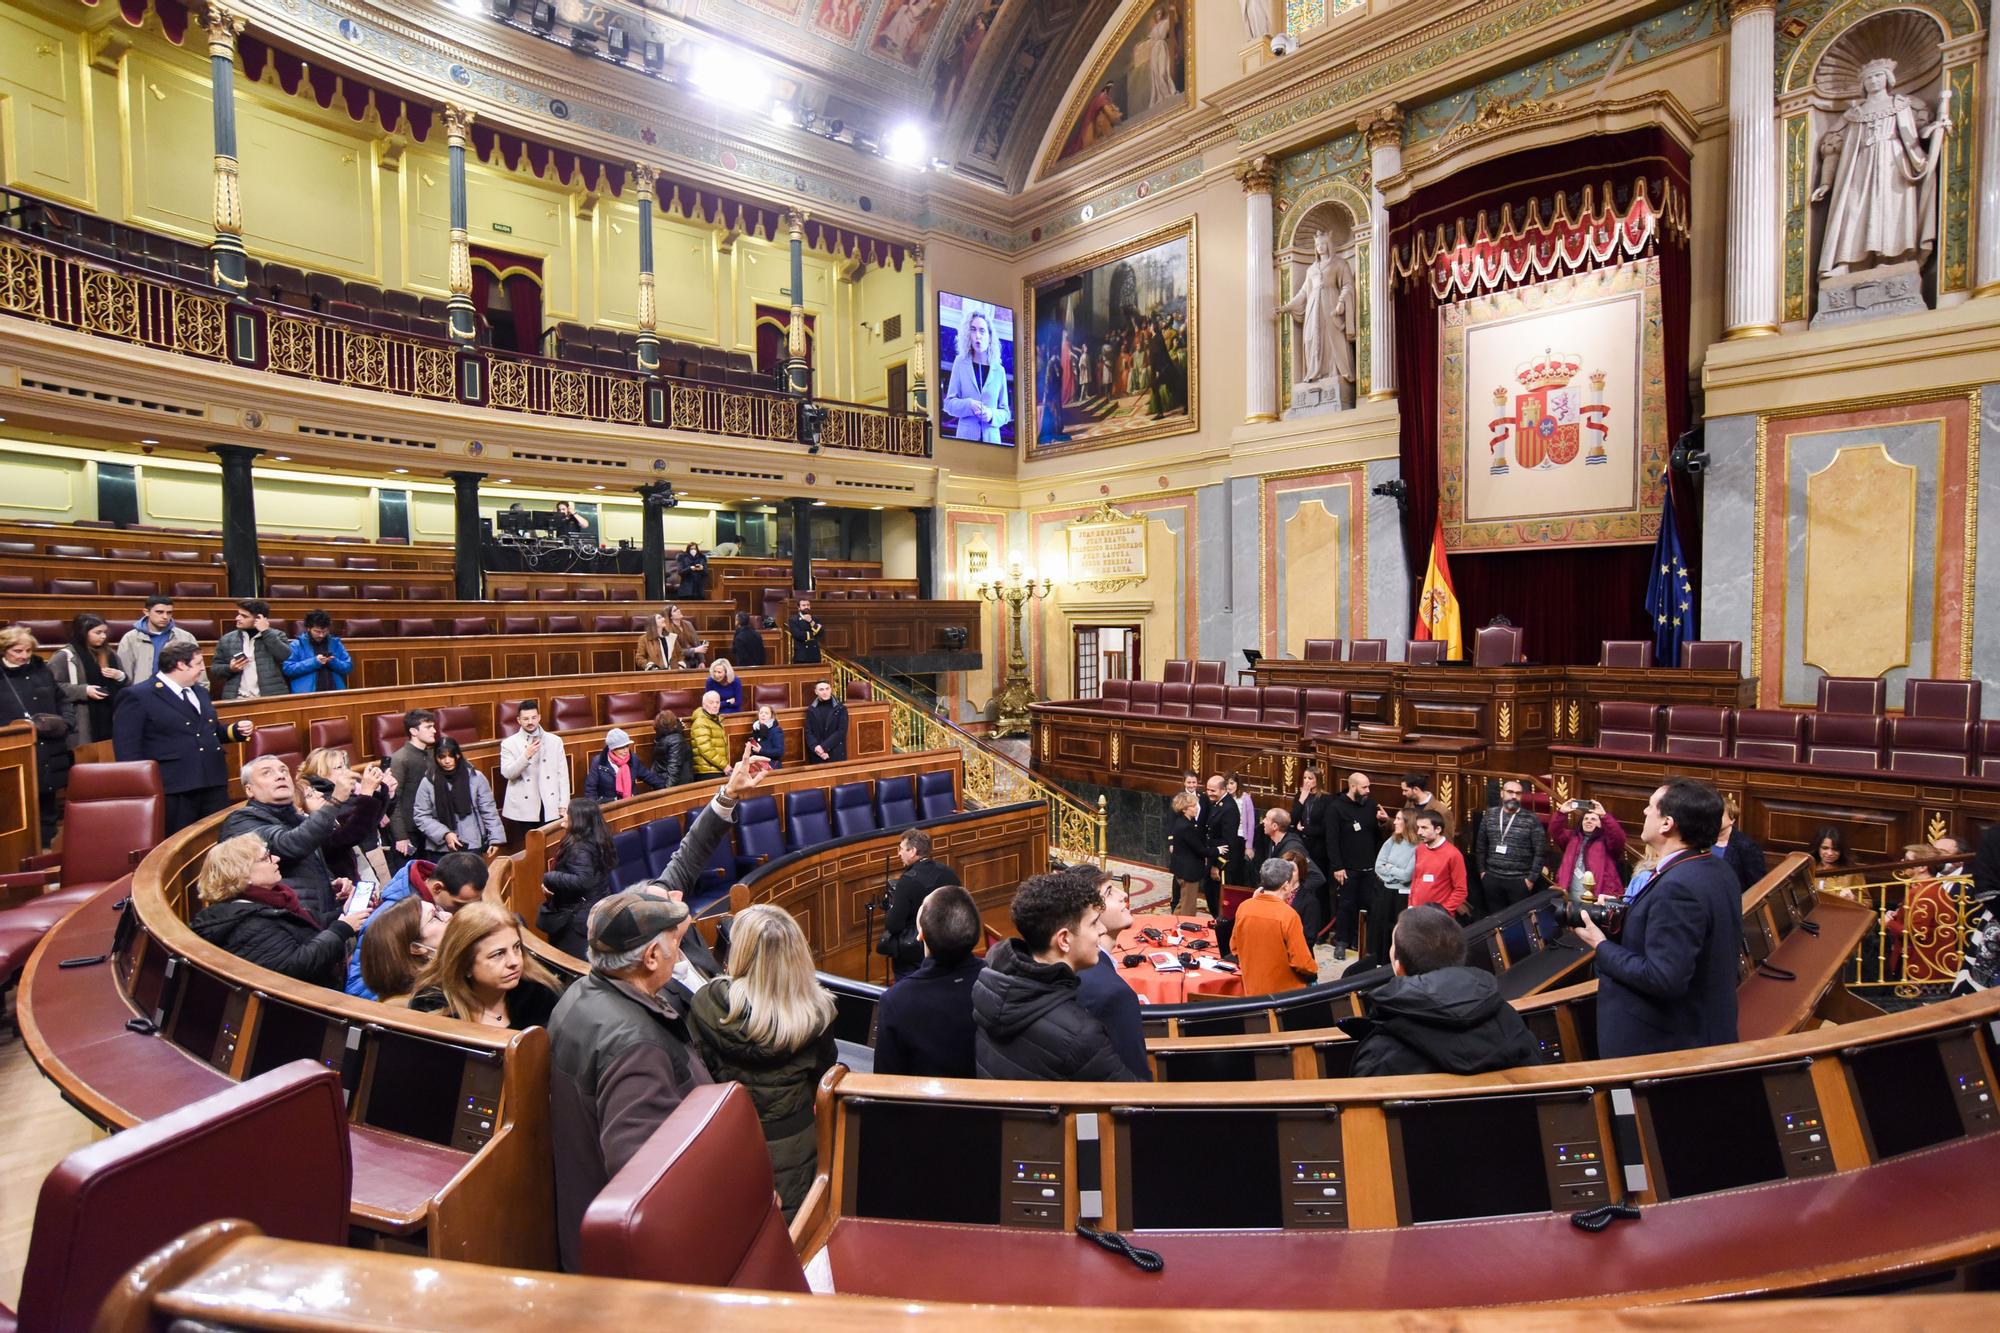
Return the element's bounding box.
[1411,840,1468,916]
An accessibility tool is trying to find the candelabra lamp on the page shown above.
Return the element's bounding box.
[977,557,1054,737]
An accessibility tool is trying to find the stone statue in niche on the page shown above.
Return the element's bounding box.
[1280,229,1356,411]
[1808,35,1953,328]
[1239,0,1274,41]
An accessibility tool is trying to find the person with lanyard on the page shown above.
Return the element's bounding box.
[1569,779,1742,1059]
[1470,778,1548,918]
[942,307,1011,443]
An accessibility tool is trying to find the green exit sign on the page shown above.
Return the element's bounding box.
[491,222,514,234]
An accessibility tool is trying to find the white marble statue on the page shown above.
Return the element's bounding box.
[1811,57,1951,277]
[1240,0,1274,41]
[1279,230,1356,398]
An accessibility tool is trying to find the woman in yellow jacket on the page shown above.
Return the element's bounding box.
[690,688,730,776]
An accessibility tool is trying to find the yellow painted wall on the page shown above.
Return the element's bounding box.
[0,6,96,209]
[879,508,918,579]
[0,443,91,523]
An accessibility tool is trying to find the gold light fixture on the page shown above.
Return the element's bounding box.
[976,554,1054,738]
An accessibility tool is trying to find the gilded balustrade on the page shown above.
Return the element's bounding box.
[1,236,226,360]
[829,657,1106,867]
[1814,867,1980,998]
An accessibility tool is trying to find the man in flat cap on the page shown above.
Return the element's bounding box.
[547,744,773,1270]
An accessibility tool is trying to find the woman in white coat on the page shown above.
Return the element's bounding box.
[942,308,1012,443]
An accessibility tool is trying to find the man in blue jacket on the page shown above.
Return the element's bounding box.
[1571,779,1741,1058]
[344,851,490,998]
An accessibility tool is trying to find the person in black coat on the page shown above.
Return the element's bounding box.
[582,729,667,804]
[873,884,986,1078]
[1345,906,1540,1077]
[730,613,766,668]
[676,543,708,600]
[645,712,695,788]
[1166,789,1208,915]
[788,600,824,665]
[1263,809,1328,944]
[1292,767,1330,881]
[1199,775,1238,919]
[539,797,617,958]
[1324,771,1384,953]
[1073,872,1150,1081]
[879,828,962,978]
[218,755,382,927]
[1571,780,1743,1059]
[802,681,848,763]
[190,833,373,989]
[0,629,76,847]
[971,872,1140,1082]
[111,641,254,833]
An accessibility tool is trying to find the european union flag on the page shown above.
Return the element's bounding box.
[1645,473,1695,666]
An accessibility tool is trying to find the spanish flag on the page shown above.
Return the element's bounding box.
[1413,518,1463,661]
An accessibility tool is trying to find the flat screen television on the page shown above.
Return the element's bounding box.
[936,292,1016,446]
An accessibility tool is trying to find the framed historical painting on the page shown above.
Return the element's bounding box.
[1437,256,1667,550]
[1022,217,1197,461]
[1041,0,1194,176]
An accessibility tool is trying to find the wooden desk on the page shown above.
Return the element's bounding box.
[0,721,40,874]
[1553,667,1758,746]
[0,521,452,571]
[1030,705,1298,796]
[1310,731,1489,809]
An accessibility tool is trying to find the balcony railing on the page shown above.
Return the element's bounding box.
[0,227,930,458]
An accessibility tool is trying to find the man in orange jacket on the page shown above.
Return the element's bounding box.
[1233,858,1319,993]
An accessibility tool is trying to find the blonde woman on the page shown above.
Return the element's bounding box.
[190,833,371,989]
[407,900,563,1030]
[707,657,743,712]
[294,747,392,886]
[943,306,1011,442]
[688,904,838,1218]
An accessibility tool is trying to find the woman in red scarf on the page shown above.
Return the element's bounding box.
[190,833,372,989]
[584,726,666,804]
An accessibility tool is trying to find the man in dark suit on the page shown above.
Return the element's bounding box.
[112,640,255,833]
[802,679,848,763]
[1200,774,1237,919]
[1324,770,1383,957]
[1571,779,1741,1058]
[788,598,824,665]
[879,827,962,979]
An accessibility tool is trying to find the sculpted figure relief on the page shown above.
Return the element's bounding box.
[1279,230,1356,401]
[1812,57,1951,278]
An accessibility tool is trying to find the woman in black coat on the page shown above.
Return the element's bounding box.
[189,833,372,989]
[644,711,695,787]
[731,612,767,668]
[539,797,617,957]
[677,543,709,600]
[1,627,76,848]
[1166,789,1208,916]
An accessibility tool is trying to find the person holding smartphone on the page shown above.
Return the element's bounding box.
[1549,799,1628,901]
[213,599,291,700]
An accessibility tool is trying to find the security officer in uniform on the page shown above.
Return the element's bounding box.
[112,639,255,832]
[787,598,824,666]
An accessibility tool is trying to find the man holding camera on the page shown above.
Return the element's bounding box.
[1570,779,1741,1059]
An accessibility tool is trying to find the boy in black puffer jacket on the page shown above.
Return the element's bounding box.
[1344,906,1540,1078]
[972,871,1140,1082]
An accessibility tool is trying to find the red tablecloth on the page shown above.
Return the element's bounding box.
[1109,914,1244,1004]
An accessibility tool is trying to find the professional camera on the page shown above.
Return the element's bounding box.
[1553,896,1627,939]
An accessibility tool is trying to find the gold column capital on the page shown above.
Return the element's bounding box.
[444,103,476,147]
[1724,0,1776,20]
[1364,102,1405,153]
[787,208,809,241]
[912,244,924,272]
[1237,153,1278,195]
[203,3,245,55]
[632,162,658,199]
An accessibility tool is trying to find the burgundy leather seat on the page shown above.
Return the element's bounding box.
[535,586,570,601]
[1662,705,1730,758]
[550,695,595,732]
[493,586,527,601]
[1600,640,1653,668]
[1128,682,1162,716]
[1406,640,1445,666]
[360,584,400,601]
[501,615,539,634]
[751,683,788,709]
[1902,677,1982,723]
[1888,718,1975,776]
[1679,640,1743,672]
[592,615,627,633]
[1808,712,1885,771]
[396,617,438,636]
[579,1083,809,1291]
[110,579,156,598]
[496,699,525,737]
[1259,686,1301,727]
[308,717,353,754]
[1190,684,1226,721]
[169,580,218,598]
[605,692,654,726]
[1596,702,1659,752]
[369,712,408,759]
[1817,675,1886,715]
[267,582,309,599]
[451,617,493,636]
[1158,681,1190,717]
[178,617,218,640]
[1473,625,1524,667]
[17,620,66,646]
[1098,679,1131,712]
[574,587,606,602]
[11,1061,350,1333]
[1224,686,1262,725]
[1162,659,1192,685]
[547,614,583,633]
[1302,687,1345,739]
[300,555,338,568]
[611,586,639,601]
[435,705,480,747]
[1191,660,1225,686]
[1347,639,1387,664]
[0,761,164,941]
[49,544,97,559]
[244,722,303,776]
[1982,720,2000,779]
[342,617,385,638]
[1732,709,1805,763]
[314,584,355,600]
[0,575,33,594]
[1302,639,1342,663]
[47,579,95,595]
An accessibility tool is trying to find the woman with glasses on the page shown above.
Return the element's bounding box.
[190,833,372,989]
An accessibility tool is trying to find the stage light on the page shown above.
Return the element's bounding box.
[530,2,555,33]
[883,123,928,167]
[770,102,797,129]
[689,47,771,109]
[605,20,628,60]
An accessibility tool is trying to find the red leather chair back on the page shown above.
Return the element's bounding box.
[369,712,408,760]
[341,617,385,638]
[170,580,219,598]
[1347,639,1387,663]
[592,615,627,633]
[1903,677,1981,723]
[49,544,97,559]
[308,717,354,755]
[1733,710,1805,763]
[160,550,203,563]
[577,1083,809,1292]
[1260,686,1301,726]
[267,582,309,599]
[1662,705,1731,758]
[751,683,788,708]
[1191,683,1226,721]
[1600,640,1653,668]
[1162,659,1192,684]
[1473,625,1524,667]
[535,586,570,601]
[1406,640,1445,666]
[1099,679,1131,711]
[1817,675,1886,715]
[451,617,493,636]
[550,695,595,732]
[1128,682,1162,715]
[1982,719,2000,779]
[1302,687,1345,739]
[435,705,479,747]
[178,617,218,641]
[17,1061,351,1333]
[574,587,606,602]
[53,762,164,893]
[497,699,524,736]
[396,617,438,636]
[502,615,539,634]
[1158,681,1190,716]
[611,586,639,602]
[1679,640,1743,672]
[546,614,583,633]
[1808,712,1885,770]
[48,578,97,596]
[110,579,156,598]
[0,575,37,594]
[360,585,399,601]
[845,680,873,702]
[1191,660,1225,686]
[1224,686,1262,725]
[494,586,527,601]
[301,555,339,569]
[605,692,655,726]
[245,723,303,775]
[1596,702,1659,753]
[658,689,697,715]
[1888,717,1974,777]
[1302,639,1341,663]
[314,584,355,600]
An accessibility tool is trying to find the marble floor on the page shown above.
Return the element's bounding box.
[0,1033,99,1308]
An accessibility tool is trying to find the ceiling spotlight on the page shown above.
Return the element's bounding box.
[393,467,409,474]
[883,122,928,167]
[273,454,291,462]
[769,102,796,129]
[604,20,628,60]
[690,47,771,108]
[140,437,160,445]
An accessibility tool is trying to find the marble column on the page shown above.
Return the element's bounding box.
[446,471,484,600]
[1239,155,1279,421]
[786,209,811,394]
[1976,0,2000,297]
[637,481,671,601]
[1723,0,1779,336]
[1364,103,1403,401]
[210,445,261,598]
[202,4,248,293]
[910,247,927,412]
[444,105,477,344]
[633,164,661,372]
[915,505,938,599]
